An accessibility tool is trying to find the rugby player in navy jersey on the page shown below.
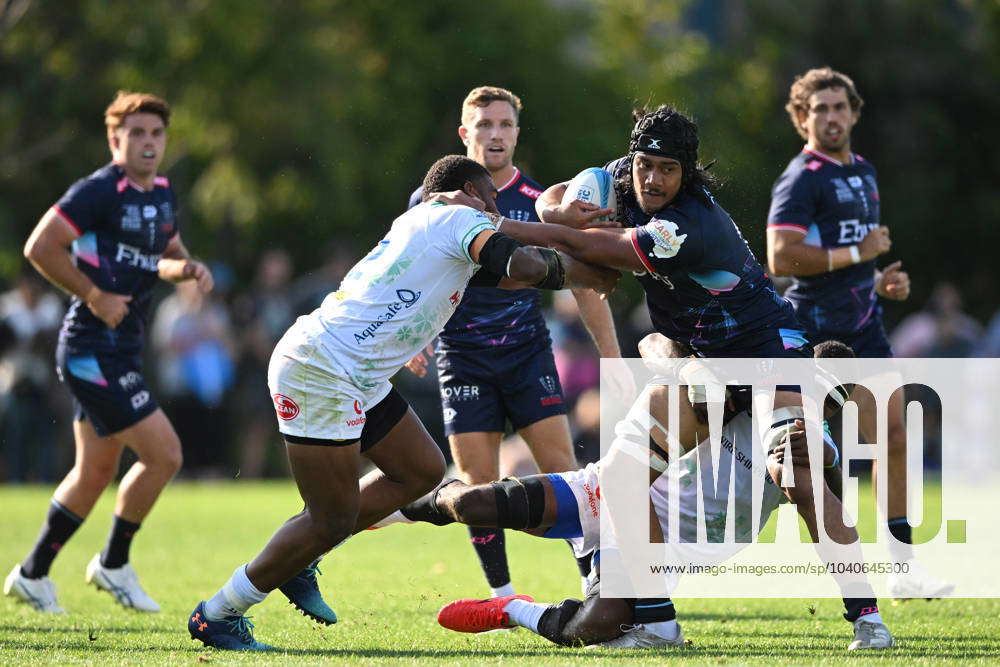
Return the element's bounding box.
[453,106,868,640]
[3,92,212,613]
[767,68,949,597]
[403,87,624,599]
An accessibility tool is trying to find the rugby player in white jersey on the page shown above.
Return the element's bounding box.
[381,337,893,651]
[185,155,620,651]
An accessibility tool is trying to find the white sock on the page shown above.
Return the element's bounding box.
[643,620,680,639]
[886,536,915,566]
[491,583,515,598]
[370,510,415,528]
[857,611,885,625]
[503,598,549,632]
[204,564,268,621]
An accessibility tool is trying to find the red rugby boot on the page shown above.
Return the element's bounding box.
[437,594,534,633]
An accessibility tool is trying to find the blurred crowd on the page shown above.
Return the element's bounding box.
[1,254,996,483]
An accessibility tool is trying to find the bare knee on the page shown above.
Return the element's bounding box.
[74,460,118,493]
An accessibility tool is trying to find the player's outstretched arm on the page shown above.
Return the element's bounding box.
[468,228,620,296]
[498,218,646,273]
[535,181,616,230]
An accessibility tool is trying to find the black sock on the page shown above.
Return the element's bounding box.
[468,526,510,589]
[400,479,457,526]
[888,517,912,544]
[21,500,83,579]
[633,597,676,623]
[566,541,591,578]
[843,598,879,622]
[100,515,142,569]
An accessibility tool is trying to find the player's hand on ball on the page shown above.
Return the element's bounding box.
[403,344,434,378]
[545,200,618,230]
[425,190,486,211]
[85,287,132,329]
[876,260,910,301]
[859,225,891,261]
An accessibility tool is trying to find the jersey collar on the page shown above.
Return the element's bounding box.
[496,167,521,192]
[802,147,854,167]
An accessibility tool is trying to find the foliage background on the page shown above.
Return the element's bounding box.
[1,0,997,322]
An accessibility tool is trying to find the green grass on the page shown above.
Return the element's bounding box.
[0,481,997,664]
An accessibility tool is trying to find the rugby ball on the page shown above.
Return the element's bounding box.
[562,167,617,223]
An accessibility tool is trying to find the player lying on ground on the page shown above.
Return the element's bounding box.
[186,155,620,651]
[376,337,893,651]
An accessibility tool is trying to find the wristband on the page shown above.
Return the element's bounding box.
[484,211,504,229]
[827,249,834,272]
[849,245,861,264]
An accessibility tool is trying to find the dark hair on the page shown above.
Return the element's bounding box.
[421,155,490,200]
[786,67,864,140]
[617,105,716,209]
[814,339,855,359]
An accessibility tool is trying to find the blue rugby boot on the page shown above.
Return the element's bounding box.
[188,601,274,651]
[279,559,338,625]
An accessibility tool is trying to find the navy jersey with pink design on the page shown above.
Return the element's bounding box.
[604,157,804,356]
[52,162,179,353]
[408,168,550,351]
[767,149,881,335]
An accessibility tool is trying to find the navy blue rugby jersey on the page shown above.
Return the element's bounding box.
[604,157,802,355]
[52,163,179,353]
[407,168,549,350]
[767,148,882,335]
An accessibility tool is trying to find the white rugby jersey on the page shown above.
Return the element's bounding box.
[650,411,785,548]
[282,203,494,394]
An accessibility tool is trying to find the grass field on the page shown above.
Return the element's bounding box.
[1,481,998,664]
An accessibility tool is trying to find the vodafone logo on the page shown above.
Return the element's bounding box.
[273,394,300,420]
[346,400,366,427]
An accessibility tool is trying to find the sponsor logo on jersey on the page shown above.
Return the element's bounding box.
[506,209,533,221]
[142,205,158,219]
[519,183,542,199]
[582,482,599,518]
[443,408,457,423]
[442,385,480,401]
[273,393,300,420]
[353,288,422,344]
[118,371,143,391]
[837,219,877,244]
[121,205,142,231]
[159,202,173,221]
[449,291,461,306]
[130,390,150,410]
[646,218,687,259]
[345,403,366,428]
[114,242,162,271]
[539,375,558,396]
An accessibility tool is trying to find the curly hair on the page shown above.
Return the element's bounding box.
[615,105,716,210]
[786,67,864,140]
[421,154,491,200]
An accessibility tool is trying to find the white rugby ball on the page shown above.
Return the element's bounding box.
[562,167,617,223]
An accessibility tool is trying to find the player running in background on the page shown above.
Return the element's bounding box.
[404,86,623,599]
[4,92,213,614]
[766,68,949,597]
[186,155,619,651]
[389,338,892,650]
